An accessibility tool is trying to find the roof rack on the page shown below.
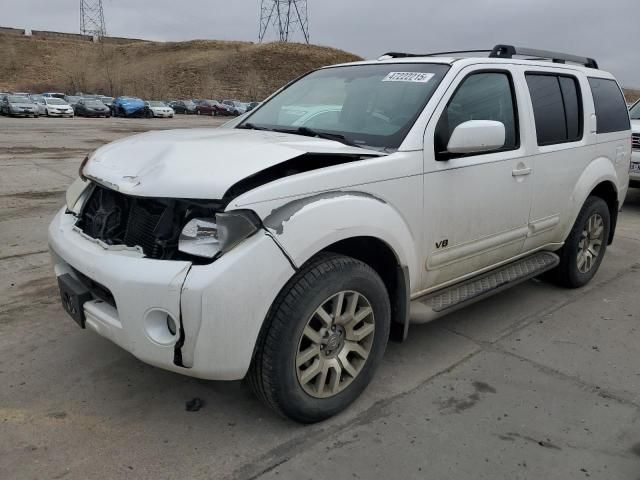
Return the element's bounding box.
[489,45,598,69]
[378,44,599,69]
[379,49,492,59]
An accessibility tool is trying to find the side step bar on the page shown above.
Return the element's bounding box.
[410,251,560,324]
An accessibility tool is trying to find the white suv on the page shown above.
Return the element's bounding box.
[49,45,631,423]
[629,99,640,186]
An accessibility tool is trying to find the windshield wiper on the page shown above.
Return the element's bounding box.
[285,126,361,148]
[237,122,271,131]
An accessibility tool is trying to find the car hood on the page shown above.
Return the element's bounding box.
[84,128,383,200]
[631,119,640,133]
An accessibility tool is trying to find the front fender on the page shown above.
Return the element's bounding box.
[561,156,619,241]
[259,191,419,289]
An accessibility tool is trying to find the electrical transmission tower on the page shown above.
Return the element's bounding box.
[259,0,309,44]
[80,0,107,38]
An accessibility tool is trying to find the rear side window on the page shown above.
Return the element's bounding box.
[526,73,583,145]
[588,78,630,133]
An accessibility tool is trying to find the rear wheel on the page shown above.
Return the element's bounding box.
[552,196,610,288]
[248,253,390,423]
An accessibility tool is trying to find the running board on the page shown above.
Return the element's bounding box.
[410,251,560,324]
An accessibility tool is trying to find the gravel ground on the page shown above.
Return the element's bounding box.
[1,116,639,480]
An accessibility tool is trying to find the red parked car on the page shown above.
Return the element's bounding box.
[195,100,231,116]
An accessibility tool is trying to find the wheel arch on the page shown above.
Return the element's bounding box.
[566,158,620,245]
[252,191,419,342]
[320,236,410,342]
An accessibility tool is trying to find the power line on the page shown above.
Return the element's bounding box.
[80,0,107,38]
[259,0,309,44]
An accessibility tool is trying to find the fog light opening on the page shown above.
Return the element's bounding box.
[144,309,179,345]
[167,315,177,336]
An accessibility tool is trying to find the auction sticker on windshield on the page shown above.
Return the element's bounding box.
[382,72,435,83]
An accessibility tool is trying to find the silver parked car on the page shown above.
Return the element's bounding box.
[1,95,38,117]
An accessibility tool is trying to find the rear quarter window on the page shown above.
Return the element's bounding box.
[588,78,630,133]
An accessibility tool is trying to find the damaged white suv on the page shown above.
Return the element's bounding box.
[49,45,631,423]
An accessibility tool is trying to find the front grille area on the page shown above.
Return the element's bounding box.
[633,133,640,151]
[77,184,220,260]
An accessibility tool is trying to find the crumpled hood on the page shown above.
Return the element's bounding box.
[84,128,381,199]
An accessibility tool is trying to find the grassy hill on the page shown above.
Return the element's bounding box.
[0,33,361,101]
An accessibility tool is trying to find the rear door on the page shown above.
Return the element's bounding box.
[421,65,533,289]
[521,68,594,251]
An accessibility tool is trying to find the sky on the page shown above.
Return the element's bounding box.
[3,0,639,87]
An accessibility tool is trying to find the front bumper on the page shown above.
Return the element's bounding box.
[48,208,295,380]
[48,110,74,117]
[11,109,37,116]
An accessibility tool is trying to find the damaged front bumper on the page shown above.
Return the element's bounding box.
[48,208,295,380]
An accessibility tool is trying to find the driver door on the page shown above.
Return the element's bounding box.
[421,66,533,290]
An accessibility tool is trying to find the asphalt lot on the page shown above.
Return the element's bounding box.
[1,116,639,480]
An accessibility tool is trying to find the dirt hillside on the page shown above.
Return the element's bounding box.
[0,33,362,101]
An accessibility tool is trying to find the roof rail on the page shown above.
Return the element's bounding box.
[378,44,599,69]
[379,49,491,60]
[489,44,598,69]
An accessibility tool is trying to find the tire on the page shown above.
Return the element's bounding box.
[196,110,201,115]
[46,109,50,117]
[552,196,610,288]
[248,253,390,423]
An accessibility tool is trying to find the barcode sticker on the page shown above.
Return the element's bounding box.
[382,72,435,83]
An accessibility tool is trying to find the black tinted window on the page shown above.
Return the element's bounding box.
[526,73,583,145]
[526,75,566,145]
[559,76,582,141]
[435,72,518,158]
[588,78,630,133]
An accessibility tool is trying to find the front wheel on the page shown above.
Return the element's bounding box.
[552,196,610,288]
[248,253,390,423]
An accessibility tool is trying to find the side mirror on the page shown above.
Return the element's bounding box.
[446,120,506,155]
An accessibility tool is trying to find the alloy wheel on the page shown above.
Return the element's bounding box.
[296,290,375,398]
[577,213,604,273]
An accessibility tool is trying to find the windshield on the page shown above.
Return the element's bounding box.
[47,98,67,105]
[630,100,640,120]
[148,101,166,107]
[240,63,449,150]
[100,97,114,102]
[85,100,104,106]
[66,97,80,102]
[8,96,31,103]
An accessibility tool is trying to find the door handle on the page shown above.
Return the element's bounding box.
[512,167,532,177]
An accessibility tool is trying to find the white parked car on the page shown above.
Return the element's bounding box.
[629,99,640,187]
[37,97,74,117]
[145,101,174,118]
[49,45,631,423]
